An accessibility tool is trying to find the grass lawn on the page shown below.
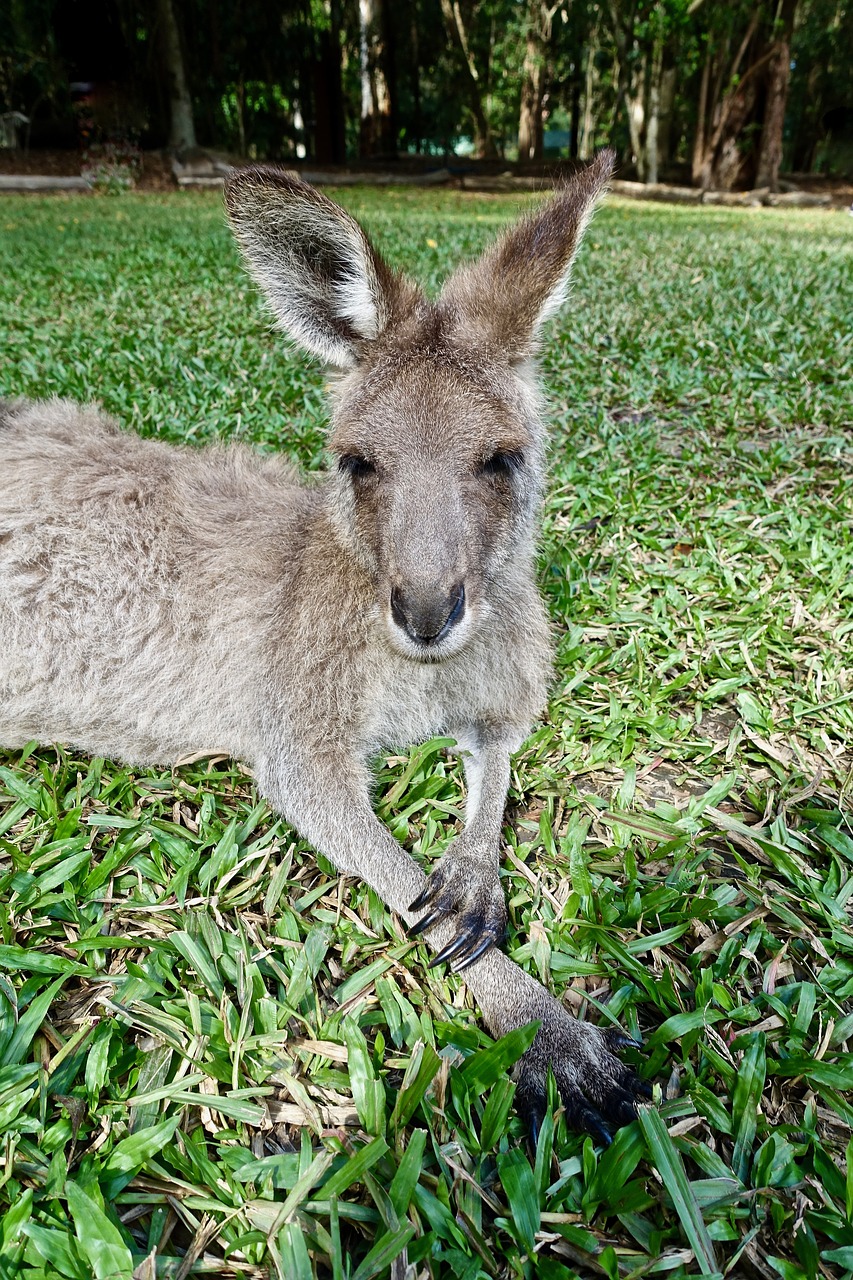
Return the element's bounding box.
[0,186,852,1280]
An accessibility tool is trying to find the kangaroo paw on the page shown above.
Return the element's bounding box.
[514,995,652,1146]
[408,849,506,971]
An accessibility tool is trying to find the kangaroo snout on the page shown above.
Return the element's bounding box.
[390,581,466,649]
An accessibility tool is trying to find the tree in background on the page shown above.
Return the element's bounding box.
[437,0,497,156]
[785,0,852,172]
[690,0,802,190]
[155,0,195,150]
[4,0,852,182]
[1,0,74,146]
[359,0,393,157]
[600,0,693,183]
[518,0,562,161]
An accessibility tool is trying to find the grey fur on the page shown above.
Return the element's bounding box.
[0,153,649,1137]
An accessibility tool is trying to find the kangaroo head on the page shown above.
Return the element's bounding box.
[225,156,613,661]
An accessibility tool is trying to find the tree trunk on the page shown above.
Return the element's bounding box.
[754,0,798,190]
[691,11,774,190]
[645,25,664,184]
[569,70,581,159]
[439,0,497,157]
[657,64,676,172]
[712,79,759,188]
[608,0,646,178]
[359,0,394,157]
[156,0,196,151]
[518,2,558,162]
[534,90,546,159]
[410,11,422,153]
[314,0,346,164]
[296,56,312,159]
[235,76,245,157]
[518,28,540,161]
[691,42,711,186]
[383,0,399,155]
[579,22,599,160]
[314,34,345,163]
[626,54,646,180]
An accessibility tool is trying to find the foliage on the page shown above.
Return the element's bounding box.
[5,0,853,174]
[80,135,142,193]
[0,188,852,1277]
[0,0,68,125]
[787,0,853,172]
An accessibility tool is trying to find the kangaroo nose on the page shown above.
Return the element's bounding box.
[390,583,465,645]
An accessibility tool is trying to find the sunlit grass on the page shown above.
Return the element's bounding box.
[0,188,851,1279]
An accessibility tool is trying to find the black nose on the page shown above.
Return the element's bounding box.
[390,583,465,645]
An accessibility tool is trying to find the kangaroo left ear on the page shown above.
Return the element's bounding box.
[440,149,615,361]
[225,167,419,369]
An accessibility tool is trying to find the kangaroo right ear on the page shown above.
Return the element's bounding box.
[441,150,615,361]
[225,168,410,369]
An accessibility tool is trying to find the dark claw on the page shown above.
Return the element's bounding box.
[407,902,451,937]
[453,933,497,972]
[608,1089,640,1128]
[408,888,430,913]
[430,930,477,969]
[510,1007,653,1153]
[605,1028,643,1051]
[409,881,442,913]
[588,1118,613,1147]
[556,1066,622,1147]
[576,1104,612,1147]
[517,1081,546,1150]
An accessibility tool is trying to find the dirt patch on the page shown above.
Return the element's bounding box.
[0,149,82,177]
[633,760,712,808]
[3,151,853,204]
[574,759,722,812]
[0,149,174,191]
[787,172,853,206]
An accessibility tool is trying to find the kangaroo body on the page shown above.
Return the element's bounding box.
[0,400,545,768]
[0,154,649,1140]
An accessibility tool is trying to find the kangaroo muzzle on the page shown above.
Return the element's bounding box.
[390,582,466,647]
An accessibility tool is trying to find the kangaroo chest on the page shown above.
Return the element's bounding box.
[359,628,548,756]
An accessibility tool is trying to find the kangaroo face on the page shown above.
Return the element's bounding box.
[328,344,540,661]
[225,156,614,660]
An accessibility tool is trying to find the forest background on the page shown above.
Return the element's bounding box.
[1,0,852,193]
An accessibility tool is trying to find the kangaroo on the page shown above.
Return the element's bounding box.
[0,150,649,1142]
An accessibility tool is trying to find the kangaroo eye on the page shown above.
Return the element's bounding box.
[480,449,525,478]
[339,453,376,479]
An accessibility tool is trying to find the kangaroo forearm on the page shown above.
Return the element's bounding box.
[461,945,550,1036]
[261,757,537,1027]
[463,739,512,856]
[263,758,647,1136]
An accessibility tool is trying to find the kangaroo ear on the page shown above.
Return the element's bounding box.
[225,168,412,369]
[441,150,615,360]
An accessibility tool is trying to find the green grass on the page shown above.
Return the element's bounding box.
[0,187,852,1280]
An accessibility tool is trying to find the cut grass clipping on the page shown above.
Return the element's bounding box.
[0,188,851,1280]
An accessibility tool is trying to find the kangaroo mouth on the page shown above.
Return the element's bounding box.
[390,583,465,648]
[385,584,471,662]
